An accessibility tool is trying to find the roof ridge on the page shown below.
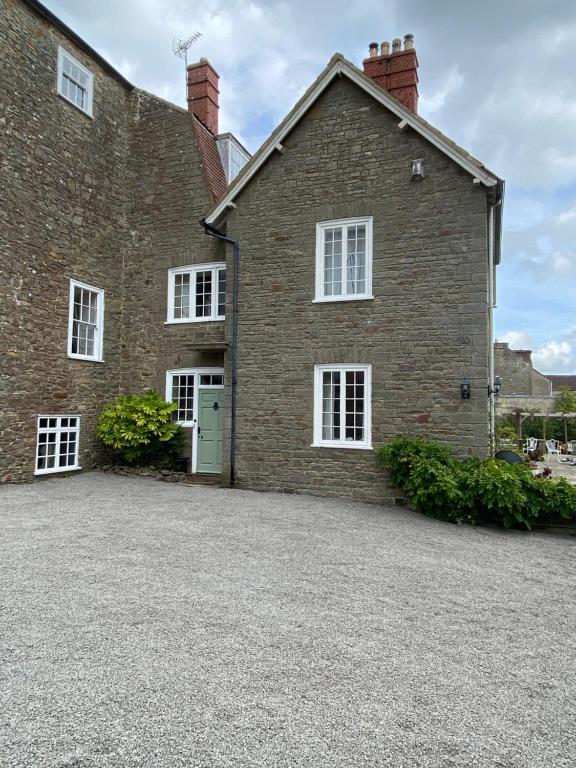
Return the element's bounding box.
[206,53,503,227]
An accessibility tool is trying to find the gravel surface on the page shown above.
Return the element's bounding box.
[1,472,575,767]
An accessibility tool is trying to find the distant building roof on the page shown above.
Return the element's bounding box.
[547,375,576,392]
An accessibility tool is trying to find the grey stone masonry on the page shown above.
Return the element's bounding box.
[224,77,491,503]
[494,342,552,396]
[0,0,130,481]
[0,0,222,481]
[121,90,227,465]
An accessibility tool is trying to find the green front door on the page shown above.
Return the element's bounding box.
[197,389,223,474]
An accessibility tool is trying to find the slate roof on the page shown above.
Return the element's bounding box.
[548,375,576,392]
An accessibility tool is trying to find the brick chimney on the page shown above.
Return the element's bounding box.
[187,59,219,134]
[363,34,419,113]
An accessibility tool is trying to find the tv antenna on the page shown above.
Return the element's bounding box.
[172,32,203,69]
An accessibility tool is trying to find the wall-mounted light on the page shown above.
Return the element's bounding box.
[488,376,502,397]
[411,158,425,180]
[460,377,471,400]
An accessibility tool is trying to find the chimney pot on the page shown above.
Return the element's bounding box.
[362,34,419,113]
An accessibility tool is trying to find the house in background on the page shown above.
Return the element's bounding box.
[494,341,555,419]
[494,342,552,397]
[547,375,576,395]
[1,0,505,503]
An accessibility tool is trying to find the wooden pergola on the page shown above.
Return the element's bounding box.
[513,411,576,443]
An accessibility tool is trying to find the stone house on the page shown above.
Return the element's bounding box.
[1,0,247,482]
[493,342,558,419]
[1,0,504,503]
[494,343,552,397]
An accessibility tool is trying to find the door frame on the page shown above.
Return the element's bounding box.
[165,367,224,474]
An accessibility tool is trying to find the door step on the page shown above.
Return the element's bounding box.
[181,474,222,487]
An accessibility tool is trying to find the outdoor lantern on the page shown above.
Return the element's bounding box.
[488,376,502,397]
[460,378,471,400]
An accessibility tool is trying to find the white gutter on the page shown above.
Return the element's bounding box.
[488,199,502,453]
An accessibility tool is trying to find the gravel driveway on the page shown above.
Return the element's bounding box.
[1,472,575,767]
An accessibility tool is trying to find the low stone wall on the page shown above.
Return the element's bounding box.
[496,395,557,415]
[99,465,191,483]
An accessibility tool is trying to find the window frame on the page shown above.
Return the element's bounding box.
[165,368,225,428]
[314,217,373,302]
[166,263,226,324]
[312,364,372,450]
[57,46,94,117]
[67,279,104,362]
[34,415,81,476]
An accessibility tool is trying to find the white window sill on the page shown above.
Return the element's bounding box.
[310,443,373,451]
[165,318,225,325]
[68,354,104,363]
[35,465,81,476]
[57,92,93,119]
[312,295,374,304]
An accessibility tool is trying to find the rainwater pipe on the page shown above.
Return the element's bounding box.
[488,199,502,454]
[201,219,240,484]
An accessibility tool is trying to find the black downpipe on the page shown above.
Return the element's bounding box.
[201,219,239,485]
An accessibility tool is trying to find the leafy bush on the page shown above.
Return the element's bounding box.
[528,476,576,523]
[377,435,576,529]
[376,436,455,488]
[404,459,478,525]
[459,459,537,529]
[495,424,519,451]
[96,390,183,467]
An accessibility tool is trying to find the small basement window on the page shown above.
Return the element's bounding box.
[57,47,93,117]
[35,416,80,475]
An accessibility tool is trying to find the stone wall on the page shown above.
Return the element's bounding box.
[224,76,491,503]
[120,91,226,464]
[0,0,221,480]
[494,342,551,396]
[0,0,130,481]
[496,395,557,416]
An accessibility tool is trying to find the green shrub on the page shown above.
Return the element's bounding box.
[460,459,536,529]
[404,460,478,525]
[377,436,576,530]
[96,390,183,467]
[495,424,518,451]
[376,436,455,489]
[529,477,576,523]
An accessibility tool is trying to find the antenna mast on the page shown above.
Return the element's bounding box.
[172,32,203,69]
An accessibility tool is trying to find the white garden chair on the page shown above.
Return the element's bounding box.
[545,439,561,461]
[522,437,538,454]
[567,441,576,455]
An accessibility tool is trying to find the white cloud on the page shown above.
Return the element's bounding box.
[419,65,463,114]
[498,331,532,349]
[533,341,574,372]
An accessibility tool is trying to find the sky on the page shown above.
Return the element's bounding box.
[41,0,576,373]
